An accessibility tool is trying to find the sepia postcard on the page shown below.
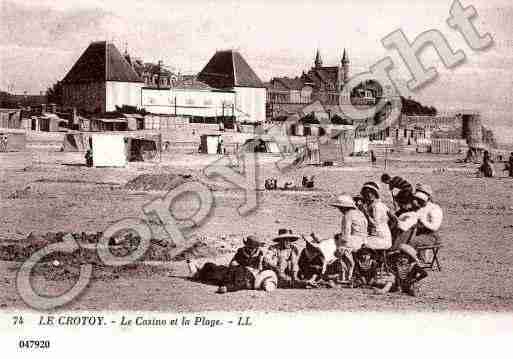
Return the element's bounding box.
[1,0,513,356]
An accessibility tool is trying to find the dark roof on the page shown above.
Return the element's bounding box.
[300,100,325,115]
[62,41,143,84]
[132,62,175,78]
[269,77,305,90]
[171,77,212,90]
[303,66,341,90]
[197,50,264,89]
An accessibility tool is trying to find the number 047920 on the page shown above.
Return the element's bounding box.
[18,340,50,350]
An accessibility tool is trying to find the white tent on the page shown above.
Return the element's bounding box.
[92,134,127,167]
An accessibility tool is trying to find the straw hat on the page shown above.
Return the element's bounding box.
[396,243,419,263]
[361,181,380,198]
[414,183,433,202]
[272,228,299,243]
[243,235,265,248]
[330,194,356,209]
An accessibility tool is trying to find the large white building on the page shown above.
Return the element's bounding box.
[140,50,266,122]
[197,50,266,123]
[62,41,144,113]
[141,79,236,117]
[62,43,266,123]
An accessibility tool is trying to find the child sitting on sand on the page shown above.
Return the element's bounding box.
[353,247,378,287]
[298,233,354,288]
[333,233,355,284]
[373,244,428,296]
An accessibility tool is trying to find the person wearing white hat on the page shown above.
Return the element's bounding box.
[360,182,392,250]
[330,194,368,251]
[262,229,301,288]
[409,184,443,251]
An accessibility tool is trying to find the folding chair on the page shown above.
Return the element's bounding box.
[406,226,442,271]
[416,244,442,271]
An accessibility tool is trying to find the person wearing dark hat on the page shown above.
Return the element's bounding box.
[229,235,265,269]
[381,173,414,211]
[360,182,392,250]
[215,235,268,294]
[263,229,301,288]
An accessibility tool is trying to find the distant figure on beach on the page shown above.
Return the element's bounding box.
[265,178,278,190]
[479,150,495,177]
[302,175,315,188]
[507,152,513,178]
[0,134,8,152]
[217,138,224,155]
[370,150,376,166]
[85,149,93,167]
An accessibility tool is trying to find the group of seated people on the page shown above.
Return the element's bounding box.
[188,173,442,297]
[344,175,442,250]
[264,175,315,190]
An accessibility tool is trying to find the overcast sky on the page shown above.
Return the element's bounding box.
[1,0,512,141]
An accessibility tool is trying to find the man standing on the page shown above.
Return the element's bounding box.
[479,150,495,177]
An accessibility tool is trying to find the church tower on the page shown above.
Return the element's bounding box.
[341,48,350,84]
[314,49,323,68]
[340,49,349,83]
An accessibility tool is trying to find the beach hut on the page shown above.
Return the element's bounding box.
[62,133,90,152]
[200,134,221,154]
[0,131,26,152]
[91,134,127,167]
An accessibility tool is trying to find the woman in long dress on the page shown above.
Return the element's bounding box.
[330,194,368,251]
[360,182,392,250]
